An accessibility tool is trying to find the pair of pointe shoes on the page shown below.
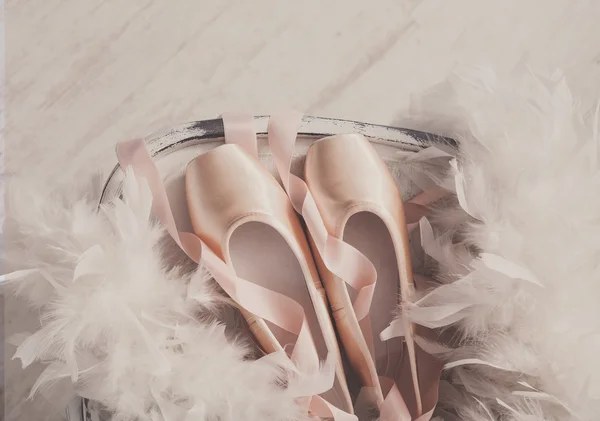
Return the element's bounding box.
[186,133,439,419]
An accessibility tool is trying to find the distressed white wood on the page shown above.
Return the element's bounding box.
[4,1,600,420]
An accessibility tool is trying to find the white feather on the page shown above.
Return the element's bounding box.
[478,253,543,287]
[73,245,105,282]
[403,65,600,420]
[5,170,311,421]
[0,268,39,284]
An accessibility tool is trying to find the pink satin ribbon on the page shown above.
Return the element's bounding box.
[116,113,445,421]
[267,111,377,323]
[406,187,449,233]
[223,112,258,157]
[263,111,416,420]
[265,111,443,421]
[116,136,354,421]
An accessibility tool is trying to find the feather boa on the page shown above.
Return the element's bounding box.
[4,171,313,421]
[391,68,600,421]
[4,66,600,421]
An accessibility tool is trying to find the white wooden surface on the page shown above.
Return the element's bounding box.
[4,1,600,420]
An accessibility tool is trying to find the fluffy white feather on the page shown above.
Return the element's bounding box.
[396,68,600,420]
[4,169,309,421]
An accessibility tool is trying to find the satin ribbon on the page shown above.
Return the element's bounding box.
[265,111,448,421]
[116,113,447,421]
[223,112,258,157]
[220,111,448,420]
[116,137,355,421]
[264,111,421,420]
[267,111,377,326]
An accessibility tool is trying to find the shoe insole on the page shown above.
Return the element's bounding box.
[229,221,346,409]
[345,213,440,417]
[343,212,404,379]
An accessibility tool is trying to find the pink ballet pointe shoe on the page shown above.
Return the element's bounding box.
[304,134,441,419]
[185,144,354,413]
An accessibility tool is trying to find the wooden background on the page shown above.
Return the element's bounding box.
[4,0,600,420]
